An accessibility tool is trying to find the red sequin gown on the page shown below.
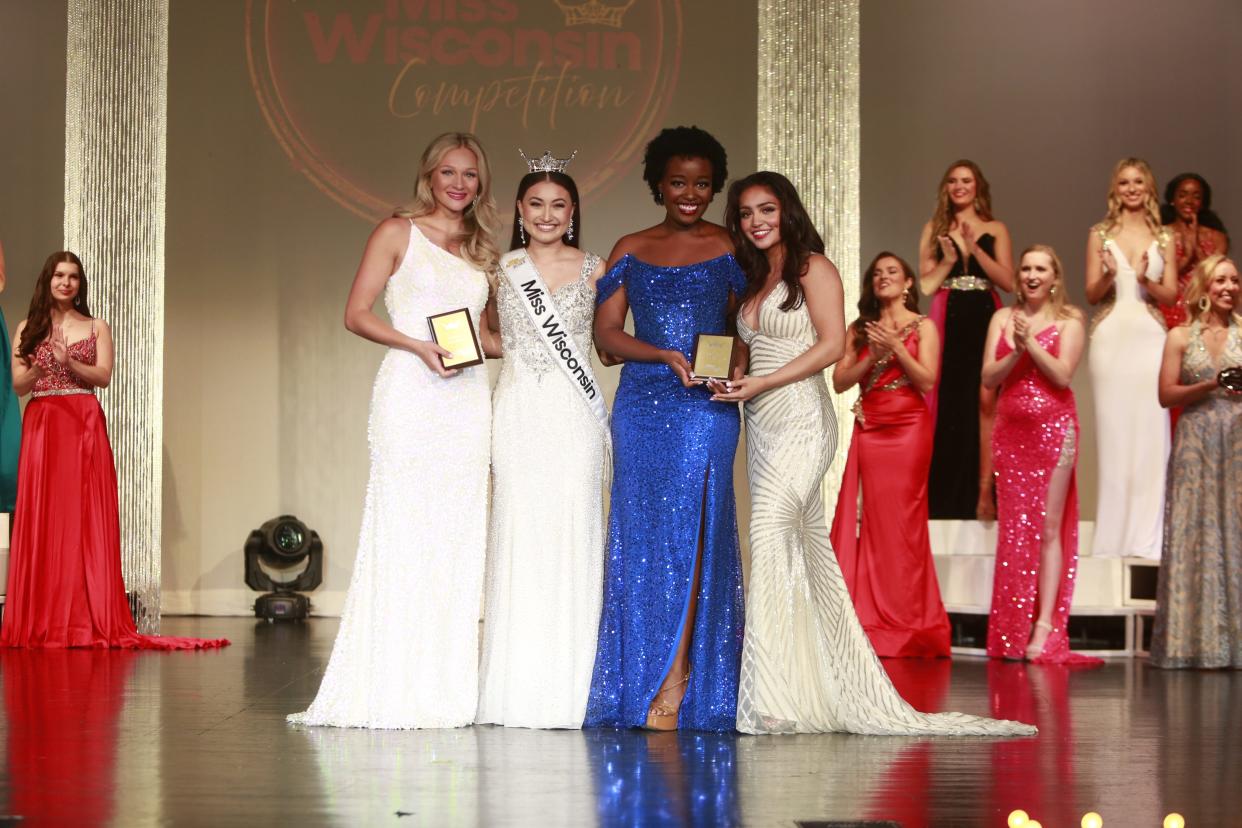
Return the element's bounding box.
[830,319,951,658]
[0,332,228,649]
[987,326,1100,664]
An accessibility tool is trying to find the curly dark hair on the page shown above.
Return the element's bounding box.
[508,171,582,251]
[1160,172,1229,235]
[642,126,728,202]
[850,252,919,351]
[724,171,824,312]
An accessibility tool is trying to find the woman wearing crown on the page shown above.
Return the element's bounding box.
[476,150,609,729]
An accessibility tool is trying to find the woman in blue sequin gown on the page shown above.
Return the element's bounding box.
[586,127,747,732]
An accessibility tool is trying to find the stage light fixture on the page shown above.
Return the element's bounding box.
[244,515,323,621]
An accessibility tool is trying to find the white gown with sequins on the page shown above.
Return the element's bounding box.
[289,221,491,729]
[477,251,606,729]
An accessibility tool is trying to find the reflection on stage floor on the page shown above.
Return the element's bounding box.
[0,617,1234,826]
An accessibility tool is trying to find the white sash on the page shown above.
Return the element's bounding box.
[499,249,611,447]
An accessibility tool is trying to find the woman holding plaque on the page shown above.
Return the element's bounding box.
[476,152,608,729]
[0,251,228,650]
[830,251,949,659]
[289,132,500,728]
[1152,254,1242,669]
[1085,158,1178,561]
[983,245,1099,665]
[714,173,1032,736]
[918,160,1013,521]
[585,126,747,732]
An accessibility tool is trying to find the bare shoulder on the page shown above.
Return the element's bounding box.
[803,252,840,281]
[607,229,651,262]
[992,305,1014,325]
[1165,325,1191,347]
[1060,305,1086,323]
[985,219,1010,237]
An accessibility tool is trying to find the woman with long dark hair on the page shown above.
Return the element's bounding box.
[289,132,499,728]
[585,126,746,732]
[918,160,1014,520]
[477,154,608,728]
[830,251,949,658]
[0,252,227,649]
[715,173,1031,736]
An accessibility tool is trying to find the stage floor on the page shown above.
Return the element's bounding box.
[0,617,1235,827]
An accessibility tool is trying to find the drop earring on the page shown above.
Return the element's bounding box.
[518,216,527,246]
[1198,295,1211,313]
[566,215,575,242]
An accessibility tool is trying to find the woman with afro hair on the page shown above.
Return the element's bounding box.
[585,126,749,732]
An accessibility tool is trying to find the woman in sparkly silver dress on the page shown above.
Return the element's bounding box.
[477,156,608,728]
[1152,254,1242,669]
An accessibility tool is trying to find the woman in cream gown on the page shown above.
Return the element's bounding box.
[716,171,1034,737]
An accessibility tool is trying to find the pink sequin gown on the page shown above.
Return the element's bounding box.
[987,325,1101,665]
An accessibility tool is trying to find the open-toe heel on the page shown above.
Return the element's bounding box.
[644,674,690,732]
[1025,620,1053,660]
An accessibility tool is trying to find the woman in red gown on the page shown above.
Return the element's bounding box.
[982,245,1098,664]
[0,252,227,650]
[830,252,950,658]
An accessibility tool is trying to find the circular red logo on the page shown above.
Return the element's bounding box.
[246,0,683,221]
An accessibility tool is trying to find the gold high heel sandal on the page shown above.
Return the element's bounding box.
[1026,620,1053,660]
[644,674,690,732]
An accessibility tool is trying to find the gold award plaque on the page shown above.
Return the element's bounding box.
[691,334,736,381]
[427,308,484,369]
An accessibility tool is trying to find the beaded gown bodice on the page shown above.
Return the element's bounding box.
[1182,320,1242,402]
[496,252,600,377]
[32,332,95,393]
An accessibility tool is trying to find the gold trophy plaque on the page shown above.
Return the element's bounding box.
[427,308,484,369]
[691,333,736,381]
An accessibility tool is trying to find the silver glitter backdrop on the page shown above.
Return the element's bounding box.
[758,0,861,505]
[64,0,169,633]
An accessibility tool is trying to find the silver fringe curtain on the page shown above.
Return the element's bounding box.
[757,0,860,506]
[64,0,169,633]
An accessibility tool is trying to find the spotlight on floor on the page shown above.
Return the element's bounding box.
[245,515,323,621]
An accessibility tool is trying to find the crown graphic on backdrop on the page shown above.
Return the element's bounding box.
[520,149,578,174]
[554,0,635,28]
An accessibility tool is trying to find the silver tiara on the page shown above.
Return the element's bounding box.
[520,148,577,174]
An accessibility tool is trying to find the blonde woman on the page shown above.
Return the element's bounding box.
[289,132,501,729]
[1085,158,1178,560]
[983,245,1099,664]
[1152,255,1242,668]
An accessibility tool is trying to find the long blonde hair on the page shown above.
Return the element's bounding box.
[929,159,994,241]
[1015,244,1080,321]
[1183,253,1242,326]
[395,132,501,275]
[1097,157,1164,240]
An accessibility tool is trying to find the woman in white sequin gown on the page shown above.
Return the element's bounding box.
[477,169,607,728]
[715,172,1035,737]
[289,133,500,729]
[1085,159,1178,560]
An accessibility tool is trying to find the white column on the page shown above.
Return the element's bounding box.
[757,0,861,505]
[64,0,169,632]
